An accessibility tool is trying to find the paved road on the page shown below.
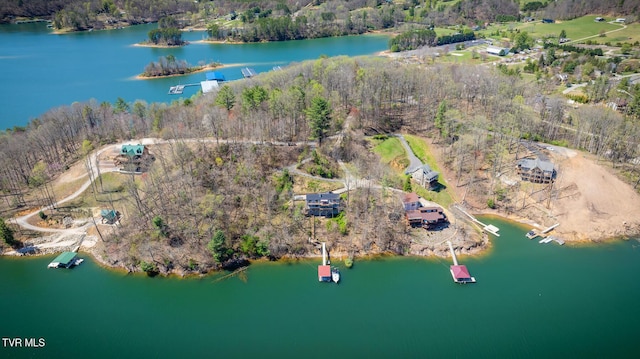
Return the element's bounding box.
[396,134,423,174]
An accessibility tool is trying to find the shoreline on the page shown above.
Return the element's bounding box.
[132,62,250,80]
[5,211,638,278]
[135,63,223,80]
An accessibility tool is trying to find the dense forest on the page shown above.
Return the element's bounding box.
[2,52,640,272]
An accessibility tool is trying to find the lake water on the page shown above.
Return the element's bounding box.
[1,23,640,359]
[1,217,639,358]
[0,22,389,129]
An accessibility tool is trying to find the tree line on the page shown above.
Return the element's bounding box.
[2,56,640,272]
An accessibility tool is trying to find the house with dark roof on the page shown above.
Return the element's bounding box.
[407,164,439,189]
[401,193,448,229]
[305,192,343,217]
[516,158,556,183]
[405,206,447,229]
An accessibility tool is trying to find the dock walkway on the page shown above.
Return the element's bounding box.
[452,204,500,236]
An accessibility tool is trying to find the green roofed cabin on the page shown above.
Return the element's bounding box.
[100,209,119,224]
[120,144,145,157]
[48,251,81,269]
[116,144,155,172]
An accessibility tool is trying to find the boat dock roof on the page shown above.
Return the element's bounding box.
[48,251,77,268]
[318,265,331,282]
[450,265,476,283]
[241,67,257,78]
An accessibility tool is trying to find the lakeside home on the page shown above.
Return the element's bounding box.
[516,158,557,184]
[402,193,448,230]
[305,192,343,217]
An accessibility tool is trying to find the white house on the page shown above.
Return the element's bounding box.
[486,46,509,56]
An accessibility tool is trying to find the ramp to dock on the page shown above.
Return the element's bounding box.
[452,204,500,236]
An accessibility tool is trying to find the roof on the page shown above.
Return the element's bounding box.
[241,67,257,78]
[518,158,555,172]
[205,71,225,81]
[405,210,423,220]
[403,192,420,204]
[407,165,438,181]
[318,265,331,278]
[486,46,508,55]
[120,144,144,156]
[100,209,117,220]
[51,251,77,266]
[422,211,444,222]
[306,192,340,202]
[200,80,219,93]
[450,265,471,279]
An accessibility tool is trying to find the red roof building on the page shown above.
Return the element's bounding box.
[318,265,331,282]
[450,265,471,279]
[450,265,476,283]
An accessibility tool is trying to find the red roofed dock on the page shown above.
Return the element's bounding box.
[318,242,332,282]
[447,241,476,284]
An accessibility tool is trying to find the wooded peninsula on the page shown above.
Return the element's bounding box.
[2,0,640,276]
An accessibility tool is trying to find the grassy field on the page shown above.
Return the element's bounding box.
[70,172,132,209]
[403,134,455,207]
[372,136,409,169]
[517,16,620,40]
[480,15,637,45]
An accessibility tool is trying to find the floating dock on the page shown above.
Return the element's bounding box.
[526,230,540,239]
[241,67,257,78]
[453,204,500,236]
[48,252,83,269]
[539,235,565,245]
[527,223,562,245]
[168,83,200,95]
[318,242,331,282]
[447,241,476,284]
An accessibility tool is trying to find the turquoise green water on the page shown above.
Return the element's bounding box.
[0,23,389,128]
[1,217,639,358]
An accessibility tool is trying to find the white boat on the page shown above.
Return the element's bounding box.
[331,267,340,283]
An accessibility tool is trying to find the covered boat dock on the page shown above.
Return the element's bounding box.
[48,252,82,269]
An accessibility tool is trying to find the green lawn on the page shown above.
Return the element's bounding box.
[503,16,622,43]
[403,134,455,207]
[372,137,409,168]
